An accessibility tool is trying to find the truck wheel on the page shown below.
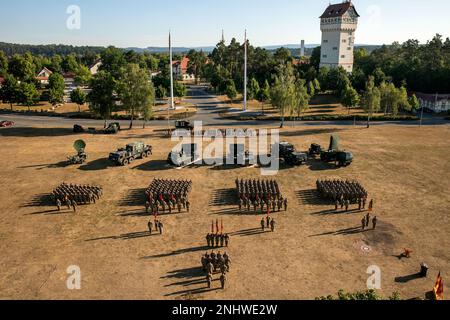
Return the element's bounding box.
[129,157,134,164]
[122,159,129,166]
[142,152,147,158]
[146,151,152,157]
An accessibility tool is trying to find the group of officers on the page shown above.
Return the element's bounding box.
[316,179,368,211]
[145,179,192,214]
[53,183,103,212]
[206,233,230,248]
[201,251,231,289]
[236,179,287,213]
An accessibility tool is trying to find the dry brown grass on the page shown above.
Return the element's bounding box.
[0,124,449,300]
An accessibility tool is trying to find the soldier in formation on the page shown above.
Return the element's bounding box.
[236,179,287,214]
[206,233,230,248]
[52,183,102,209]
[201,251,231,290]
[316,179,368,211]
[145,179,192,214]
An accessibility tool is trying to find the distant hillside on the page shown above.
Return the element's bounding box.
[0,41,383,57]
[0,42,105,57]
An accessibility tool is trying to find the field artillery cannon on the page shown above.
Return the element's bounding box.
[109,142,152,166]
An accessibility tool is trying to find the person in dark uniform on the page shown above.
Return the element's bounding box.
[148,221,153,235]
[260,218,265,232]
[372,216,378,230]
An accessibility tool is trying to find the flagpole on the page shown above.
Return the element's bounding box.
[169,30,175,111]
[244,29,247,112]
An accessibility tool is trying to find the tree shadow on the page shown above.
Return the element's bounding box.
[395,273,422,284]
[142,245,210,259]
[0,127,75,137]
[296,189,330,206]
[209,188,236,206]
[132,160,173,171]
[78,158,110,171]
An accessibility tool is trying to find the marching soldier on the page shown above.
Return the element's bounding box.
[158,221,164,234]
[270,219,276,232]
[56,199,61,211]
[148,220,153,235]
[145,201,150,214]
[66,198,72,210]
[215,234,220,247]
[72,201,77,212]
[261,218,265,232]
[177,202,182,213]
[224,234,230,247]
[372,216,378,230]
[207,261,214,276]
[206,233,211,247]
[365,212,371,228]
[345,199,350,212]
[206,273,213,289]
[220,234,225,247]
[369,199,374,212]
[220,273,227,289]
[186,201,190,213]
[266,216,270,229]
[335,200,339,211]
[361,217,366,231]
[284,198,288,211]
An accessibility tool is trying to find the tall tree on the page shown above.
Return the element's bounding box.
[9,54,35,82]
[117,64,155,129]
[74,65,92,86]
[17,82,40,111]
[341,85,360,114]
[247,78,260,101]
[225,80,237,104]
[88,71,117,127]
[361,76,381,128]
[270,63,296,128]
[70,87,87,113]
[292,78,311,121]
[0,50,8,76]
[48,73,65,106]
[0,74,19,110]
[187,50,207,84]
[257,79,270,115]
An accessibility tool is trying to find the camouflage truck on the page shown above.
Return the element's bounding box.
[167,143,200,167]
[319,135,353,167]
[109,142,152,166]
[273,142,308,166]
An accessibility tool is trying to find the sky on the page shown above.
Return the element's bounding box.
[0,0,449,48]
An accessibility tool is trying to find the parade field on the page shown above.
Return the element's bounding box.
[0,124,449,300]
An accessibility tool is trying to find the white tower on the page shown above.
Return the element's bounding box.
[319,1,359,72]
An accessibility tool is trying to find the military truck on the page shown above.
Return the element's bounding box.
[67,140,87,165]
[227,144,255,166]
[109,142,152,166]
[104,122,121,134]
[175,120,194,131]
[167,143,200,167]
[273,141,308,166]
[318,135,353,167]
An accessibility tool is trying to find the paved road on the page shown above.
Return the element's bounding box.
[0,85,448,129]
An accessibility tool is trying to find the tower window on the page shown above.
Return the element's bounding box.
[341,55,346,58]
[333,47,338,50]
[342,39,347,43]
[322,55,327,58]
